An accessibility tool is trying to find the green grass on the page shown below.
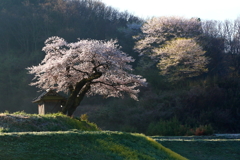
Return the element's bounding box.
[153,136,240,160]
[2,112,239,160]
[0,112,99,132]
[0,112,188,160]
[0,131,187,160]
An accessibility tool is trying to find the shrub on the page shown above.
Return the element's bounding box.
[146,117,214,136]
[80,113,88,121]
[0,127,10,132]
[146,117,189,136]
[194,124,214,136]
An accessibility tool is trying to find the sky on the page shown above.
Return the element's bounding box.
[101,0,240,21]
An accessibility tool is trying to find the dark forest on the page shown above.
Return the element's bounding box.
[1,0,240,134]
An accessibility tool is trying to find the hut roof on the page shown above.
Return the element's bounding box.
[32,89,66,103]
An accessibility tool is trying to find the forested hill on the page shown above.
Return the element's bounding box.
[1,0,240,134]
[0,0,141,113]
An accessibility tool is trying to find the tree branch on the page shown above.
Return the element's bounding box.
[91,81,119,90]
[72,66,89,76]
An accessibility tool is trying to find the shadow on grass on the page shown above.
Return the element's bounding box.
[0,131,187,160]
[152,136,240,160]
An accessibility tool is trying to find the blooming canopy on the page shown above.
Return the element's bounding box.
[155,38,209,80]
[28,36,146,105]
[134,16,209,80]
[135,16,202,56]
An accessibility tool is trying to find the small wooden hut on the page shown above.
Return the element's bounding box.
[32,89,66,115]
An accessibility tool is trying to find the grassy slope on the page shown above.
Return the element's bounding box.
[154,136,240,160]
[0,112,99,132]
[0,131,188,160]
[0,113,187,160]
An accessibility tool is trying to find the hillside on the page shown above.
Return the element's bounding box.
[0,131,188,160]
[1,0,240,135]
[0,113,188,160]
[0,112,99,132]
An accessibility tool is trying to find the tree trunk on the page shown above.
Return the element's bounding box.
[62,79,87,115]
[62,71,102,116]
[66,83,91,116]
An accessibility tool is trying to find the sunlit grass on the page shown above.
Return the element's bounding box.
[0,131,188,160]
[0,112,188,159]
[0,111,99,132]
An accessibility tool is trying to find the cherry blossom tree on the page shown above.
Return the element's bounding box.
[155,38,209,80]
[134,16,209,80]
[135,16,202,56]
[27,36,146,116]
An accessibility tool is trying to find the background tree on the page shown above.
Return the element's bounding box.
[135,16,202,56]
[27,36,146,116]
[134,16,208,80]
[199,18,240,78]
[222,18,240,77]
[155,38,209,80]
[200,20,226,76]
